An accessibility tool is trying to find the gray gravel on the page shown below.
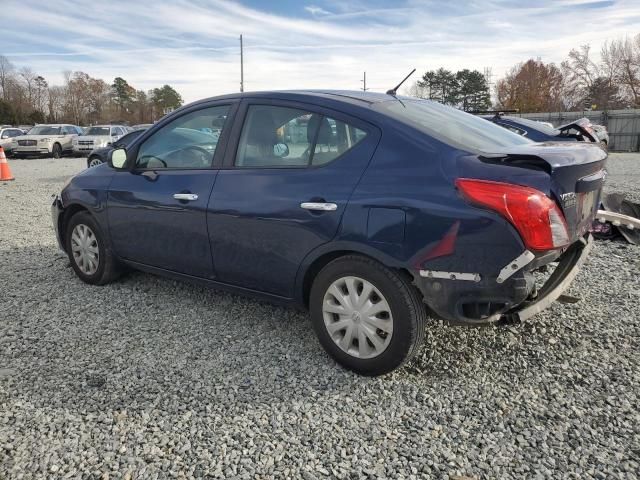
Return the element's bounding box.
[1,154,639,479]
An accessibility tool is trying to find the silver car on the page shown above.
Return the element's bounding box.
[0,127,26,154]
[72,125,128,156]
[12,124,83,158]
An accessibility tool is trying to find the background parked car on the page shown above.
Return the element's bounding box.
[0,127,27,154]
[72,125,129,157]
[481,114,599,143]
[86,127,149,168]
[132,123,153,130]
[11,124,83,158]
[593,124,610,146]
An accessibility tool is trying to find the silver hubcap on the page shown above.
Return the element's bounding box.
[89,158,102,167]
[322,276,393,359]
[70,224,99,275]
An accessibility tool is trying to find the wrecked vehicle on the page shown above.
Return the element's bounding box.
[482,114,600,144]
[51,91,606,375]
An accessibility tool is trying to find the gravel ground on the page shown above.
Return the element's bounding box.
[0,154,639,479]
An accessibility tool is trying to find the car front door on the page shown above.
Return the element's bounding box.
[107,103,236,278]
[207,100,380,298]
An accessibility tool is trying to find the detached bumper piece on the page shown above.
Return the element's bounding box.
[500,234,594,324]
[51,195,65,252]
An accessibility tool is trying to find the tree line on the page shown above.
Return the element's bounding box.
[406,33,639,114]
[0,55,184,126]
[496,34,639,112]
[407,68,492,111]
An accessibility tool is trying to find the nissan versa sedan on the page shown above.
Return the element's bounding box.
[52,91,606,375]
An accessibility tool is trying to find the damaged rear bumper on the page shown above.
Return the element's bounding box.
[502,234,593,323]
[416,234,594,325]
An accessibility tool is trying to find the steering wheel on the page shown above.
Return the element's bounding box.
[182,145,212,167]
[142,156,167,168]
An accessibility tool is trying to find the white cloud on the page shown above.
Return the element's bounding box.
[1,0,638,103]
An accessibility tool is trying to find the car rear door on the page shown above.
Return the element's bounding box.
[107,102,237,278]
[207,99,380,298]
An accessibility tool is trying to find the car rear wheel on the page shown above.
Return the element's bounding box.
[310,255,427,376]
[52,143,62,159]
[88,156,103,168]
[65,211,120,285]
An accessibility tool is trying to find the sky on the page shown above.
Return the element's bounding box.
[1,0,639,103]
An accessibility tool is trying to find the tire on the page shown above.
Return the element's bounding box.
[88,156,103,168]
[309,255,427,376]
[52,143,62,159]
[65,211,121,285]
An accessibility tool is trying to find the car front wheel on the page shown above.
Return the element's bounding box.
[52,143,62,158]
[65,211,120,285]
[310,255,427,376]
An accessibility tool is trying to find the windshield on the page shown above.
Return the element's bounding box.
[377,99,532,152]
[504,116,560,135]
[84,127,111,136]
[28,126,61,135]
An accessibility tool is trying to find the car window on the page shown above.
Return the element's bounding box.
[117,130,143,147]
[378,99,532,152]
[235,105,367,168]
[1,130,9,139]
[505,116,560,136]
[10,129,22,137]
[236,106,312,167]
[136,105,230,169]
[29,126,61,135]
[86,126,110,136]
[496,122,527,136]
[311,116,367,166]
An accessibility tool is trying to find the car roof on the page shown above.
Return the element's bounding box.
[188,90,396,108]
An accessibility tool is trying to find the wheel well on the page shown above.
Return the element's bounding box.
[60,204,89,241]
[301,250,415,307]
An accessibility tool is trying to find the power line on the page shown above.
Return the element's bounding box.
[240,34,244,93]
[360,71,368,91]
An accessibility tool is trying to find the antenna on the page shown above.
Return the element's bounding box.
[386,68,416,96]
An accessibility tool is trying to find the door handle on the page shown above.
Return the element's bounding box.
[173,193,198,201]
[300,202,337,211]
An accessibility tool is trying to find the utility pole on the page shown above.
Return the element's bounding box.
[360,72,368,91]
[240,34,244,93]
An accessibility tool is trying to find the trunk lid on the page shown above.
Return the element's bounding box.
[470,142,607,243]
[557,117,599,143]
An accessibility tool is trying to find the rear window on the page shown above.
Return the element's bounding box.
[503,116,560,136]
[377,99,532,152]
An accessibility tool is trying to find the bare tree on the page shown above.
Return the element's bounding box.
[0,55,15,102]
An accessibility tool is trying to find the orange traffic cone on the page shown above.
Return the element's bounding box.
[0,146,14,181]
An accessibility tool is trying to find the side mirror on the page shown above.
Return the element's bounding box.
[109,148,127,169]
[273,143,289,158]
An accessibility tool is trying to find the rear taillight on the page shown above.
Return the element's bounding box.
[456,179,570,251]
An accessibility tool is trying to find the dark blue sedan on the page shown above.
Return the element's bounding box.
[483,114,600,143]
[52,91,606,375]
